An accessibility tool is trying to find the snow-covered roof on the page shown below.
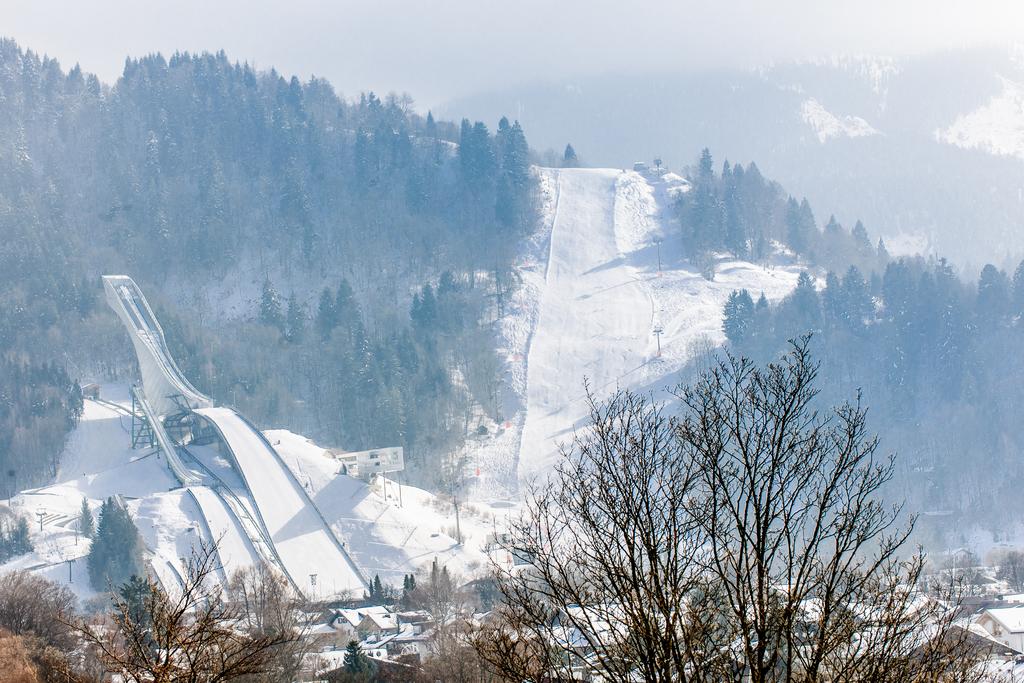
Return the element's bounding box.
[363,609,398,630]
[985,606,1024,633]
[335,605,396,631]
[334,608,364,629]
[308,622,338,636]
[396,609,432,623]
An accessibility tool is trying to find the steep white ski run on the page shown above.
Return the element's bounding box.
[518,168,653,477]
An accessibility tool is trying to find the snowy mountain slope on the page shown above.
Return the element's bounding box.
[1,390,498,600]
[518,169,654,476]
[937,76,1024,159]
[491,167,804,484]
[800,98,879,142]
[270,430,497,583]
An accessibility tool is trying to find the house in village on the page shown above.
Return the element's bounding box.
[977,605,1024,652]
[331,605,400,642]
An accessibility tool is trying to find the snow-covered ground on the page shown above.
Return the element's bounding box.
[270,430,500,586]
[937,75,1024,160]
[0,390,497,602]
[478,167,805,486]
[800,98,879,143]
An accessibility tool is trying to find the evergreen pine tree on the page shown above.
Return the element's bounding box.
[401,573,417,608]
[88,498,143,590]
[783,271,822,334]
[723,289,755,345]
[697,148,714,184]
[977,264,1010,327]
[876,237,890,262]
[119,574,151,630]
[9,518,31,556]
[683,149,722,253]
[786,198,816,255]
[842,266,873,329]
[315,287,338,341]
[285,293,305,343]
[372,574,383,601]
[79,497,95,538]
[821,272,844,327]
[411,284,438,330]
[724,181,746,257]
[563,143,579,167]
[344,640,371,674]
[851,220,872,256]
[259,279,284,331]
[756,292,769,311]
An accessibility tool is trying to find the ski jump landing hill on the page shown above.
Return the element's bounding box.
[103,275,368,598]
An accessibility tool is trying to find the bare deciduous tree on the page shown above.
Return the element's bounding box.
[228,561,311,682]
[0,571,89,681]
[479,339,981,682]
[996,550,1024,591]
[72,543,300,683]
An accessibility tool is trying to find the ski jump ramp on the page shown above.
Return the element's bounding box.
[103,275,368,597]
[103,275,212,418]
[194,407,368,595]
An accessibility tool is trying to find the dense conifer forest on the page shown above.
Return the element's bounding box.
[684,140,1024,534]
[0,39,534,486]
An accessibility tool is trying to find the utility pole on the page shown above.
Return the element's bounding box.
[36,508,45,532]
[66,558,74,584]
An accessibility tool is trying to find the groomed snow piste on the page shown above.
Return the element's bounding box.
[496,167,806,483]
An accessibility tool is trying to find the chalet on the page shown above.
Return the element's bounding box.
[977,605,1024,652]
[332,605,399,642]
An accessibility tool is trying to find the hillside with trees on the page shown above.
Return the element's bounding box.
[0,40,536,487]
[722,252,1024,539]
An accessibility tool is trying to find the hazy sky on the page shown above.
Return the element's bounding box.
[4,0,1024,107]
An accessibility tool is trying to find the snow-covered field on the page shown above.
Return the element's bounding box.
[479,167,805,486]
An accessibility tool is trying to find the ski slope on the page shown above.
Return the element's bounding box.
[193,407,367,595]
[519,169,654,476]
[511,168,805,481]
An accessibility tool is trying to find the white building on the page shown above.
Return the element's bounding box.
[977,605,1024,651]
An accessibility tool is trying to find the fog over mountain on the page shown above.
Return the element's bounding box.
[442,47,1024,267]
[5,0,1024,105]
